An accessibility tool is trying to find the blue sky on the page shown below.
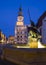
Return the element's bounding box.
[0,0,46,37]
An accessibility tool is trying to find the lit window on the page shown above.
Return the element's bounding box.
[16,22,24,25]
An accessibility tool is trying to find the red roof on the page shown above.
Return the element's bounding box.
[36,11,46,28]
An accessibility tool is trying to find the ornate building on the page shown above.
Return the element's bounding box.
[15,7,28,44]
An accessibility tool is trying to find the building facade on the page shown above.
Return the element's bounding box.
[36,11,46,44]
[15,7,28,44]
[0,30,6,43]
[8,36,15,44]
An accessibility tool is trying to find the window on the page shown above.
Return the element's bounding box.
[25,36,27,38]
[17,32,19,34]
[25,31,27,34]
[17,36,19,38]
[21,32,22,34]
[21,39,22,41]
[17,39,19,41]
[21,36,22,38]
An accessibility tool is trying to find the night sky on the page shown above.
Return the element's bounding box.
[0,0,46,37]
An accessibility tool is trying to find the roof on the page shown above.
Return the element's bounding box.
[30,20,35,27]
[9,35,14,37]
[36,11,46,28]
[27,26,40,35]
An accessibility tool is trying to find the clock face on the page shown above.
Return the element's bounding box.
[17,16,24,21]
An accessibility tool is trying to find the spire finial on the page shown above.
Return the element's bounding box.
[28,8,31,20]
[18,5,22,16]
[19,4,22,11]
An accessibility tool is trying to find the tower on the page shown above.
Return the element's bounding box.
[15,7,28,44]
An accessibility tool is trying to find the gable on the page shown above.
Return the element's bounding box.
[36,11,46,28]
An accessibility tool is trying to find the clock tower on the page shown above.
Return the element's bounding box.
[16,7,24,26]
[15,7,28,44]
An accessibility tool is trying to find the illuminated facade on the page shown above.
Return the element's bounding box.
[0,30,6,43]
[15,7,28,44]
[8,36,15,44]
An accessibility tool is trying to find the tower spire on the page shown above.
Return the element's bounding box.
[18,5,22,16]
[28,8,35,27]
[28,8,31,24]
